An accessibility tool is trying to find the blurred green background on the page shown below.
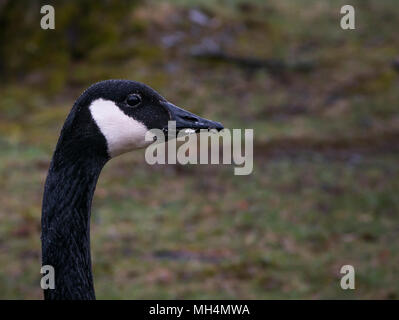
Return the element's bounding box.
[0,0,398,299]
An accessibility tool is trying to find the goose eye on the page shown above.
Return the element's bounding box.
[126,94,141,107]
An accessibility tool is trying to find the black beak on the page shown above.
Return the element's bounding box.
[161,101,224,134]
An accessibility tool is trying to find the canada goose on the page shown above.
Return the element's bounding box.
[41,80,223,300]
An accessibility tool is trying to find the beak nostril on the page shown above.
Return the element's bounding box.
[161,101,222,131]
[181,115,198,123]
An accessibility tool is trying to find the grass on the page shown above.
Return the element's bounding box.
[0,0,398,299]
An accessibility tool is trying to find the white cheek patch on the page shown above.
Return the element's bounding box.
[89,98,153,157]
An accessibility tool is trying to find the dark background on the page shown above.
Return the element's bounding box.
[0,0,398,299]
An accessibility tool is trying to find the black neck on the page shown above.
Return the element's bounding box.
[41,137,108,300]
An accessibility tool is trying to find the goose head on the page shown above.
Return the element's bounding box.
[66,79,223,158]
